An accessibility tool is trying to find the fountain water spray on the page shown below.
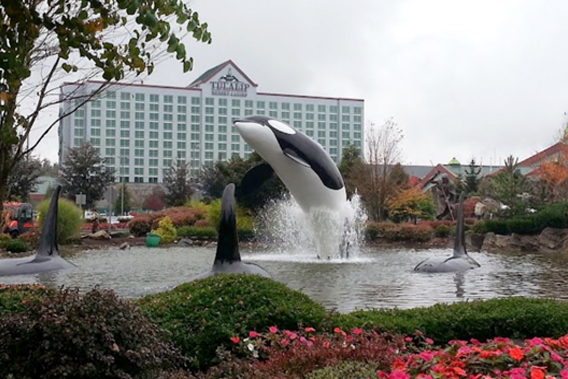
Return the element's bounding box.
[255,192,367,259]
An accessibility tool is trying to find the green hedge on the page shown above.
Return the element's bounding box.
[137,274,327,371]
[480,202,568,235]
[333,297,568,343]
[37,198,84,244]
[305,361,381,379]
[3,238,29,253]
[176,226,255,241]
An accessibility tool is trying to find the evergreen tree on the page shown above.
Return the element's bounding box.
[338,143,365,198]
[114,183,132,216]
[59,143,114,209]
[163,160,195,207]
[6,156,42,202]
[464,158,482,194]
[489,155,529,216]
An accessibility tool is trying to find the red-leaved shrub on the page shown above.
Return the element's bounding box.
[199,327,402,379]
[128,207,206,236]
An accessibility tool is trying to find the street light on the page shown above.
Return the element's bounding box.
[120,156,128,216]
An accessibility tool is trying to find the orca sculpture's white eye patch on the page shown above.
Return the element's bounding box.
[268,119,296,134]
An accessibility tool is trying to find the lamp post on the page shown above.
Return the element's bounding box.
[120,156,128,216]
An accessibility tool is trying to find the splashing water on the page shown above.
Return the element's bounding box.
[255,193,368,259]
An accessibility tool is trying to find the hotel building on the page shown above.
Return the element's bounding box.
[58,60,365,183]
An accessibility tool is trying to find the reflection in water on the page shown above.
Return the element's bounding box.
[1,246,568,313]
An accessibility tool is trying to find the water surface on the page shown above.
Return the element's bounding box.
[1,246,567,313]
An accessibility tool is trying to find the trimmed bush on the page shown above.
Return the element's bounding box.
[334,297,568,344]
[128,207,206,236]
[507,217,539,235]
[137,274,327,371]
[0,287,185,379]
[152,216,178,244]
[365,222,398,241]
[177,226,217,239]
[37,198,84,244]
[3,238,28,253]
[306,361,382,379]
[237,227,255,241]
[0,233,10,247]
[18,230,40,250]
[0,284,52,316]
[433,224,452,238]
[382,224,433,242]
[484,219,509,235]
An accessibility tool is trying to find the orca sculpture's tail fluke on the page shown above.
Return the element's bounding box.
[214,184,241,263]
[453,192,467,257]
[36,185,61,257]
[236,163,274,199]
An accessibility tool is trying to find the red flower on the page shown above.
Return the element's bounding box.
[509,347,524,360]
[425,338,434,345]
[352,328,363,335]
[269,325,278,334]
[280,338,290,346]
[531,366,546,379]
[305,327,316,332]
[230,336,240,344]
[249,331,261,338]
[323,341,331,348]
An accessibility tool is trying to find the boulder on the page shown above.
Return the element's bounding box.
[88,230,111,240]
[538,228,568,252]
[481,232,539,252]
[119,242,130,250]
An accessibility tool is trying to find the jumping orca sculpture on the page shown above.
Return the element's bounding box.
[414,192,481,273]
[234,116,349,258]
[189,183,271,281]
[0,185,76,276]
[234,116,346,213]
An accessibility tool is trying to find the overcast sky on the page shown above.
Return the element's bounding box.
[32,0,568,166]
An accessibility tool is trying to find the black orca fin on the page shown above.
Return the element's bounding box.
[214,183,241,263]
[453,192,467,258]
[238,163,274,197]
[35,185,61,258]
[283,147,310,168]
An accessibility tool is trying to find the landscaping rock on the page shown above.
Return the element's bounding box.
[88,230,111,240]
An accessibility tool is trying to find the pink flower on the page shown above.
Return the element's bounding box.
[528,337,544,347]
[300,336,307,343]
[230,336,240,344]
[352,328,363,335]
[425,338,434,345]
[551,352,564,363]
[323,341,331,348]
[249,331,260,338]
[404,337,413,342]
[280,339,290,346]
[388,370,410,379]
[334,327,343,334]
[560,369,568,379]
[418,350,435,362]
[457,346,473,357]
[306,341,313,347]
[305,327,316,333]
[269,325,278,334]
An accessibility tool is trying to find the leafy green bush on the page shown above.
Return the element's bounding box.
[334,297,568,344]
[305,361,381,379]
[484,219,509,235]
[207,199,254,230]
[37,198,84,244]
[0,287,185,379]
[177,226,217,239]
[0,284,52,316]
[365,222,397,241]
[471,221,488,234]
[237,227,255,241]
[3,238,28,253]
[433,224,452,238]
[0,233,10,248]
[137,274,327,371]
[152,215,178,243]
[18,230,40,250]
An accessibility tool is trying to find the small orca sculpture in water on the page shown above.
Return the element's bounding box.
[414,192,481,273]
[189,183,271,281]
[0,185,76,276]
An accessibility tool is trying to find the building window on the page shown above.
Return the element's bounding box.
[256,101,265,109]
[164,95,173,103]
[106,110,116,118]
[218,98,227,107]
[91,109,101,117]
[191,97,200,105]
[342,106,350,114]
[245,100,253,108]
[205,97,214,105]
[231,99,240,107]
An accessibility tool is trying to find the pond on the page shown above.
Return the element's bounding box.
[1,246,568,314]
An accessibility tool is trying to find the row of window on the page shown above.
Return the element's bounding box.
[91,94,362,113]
